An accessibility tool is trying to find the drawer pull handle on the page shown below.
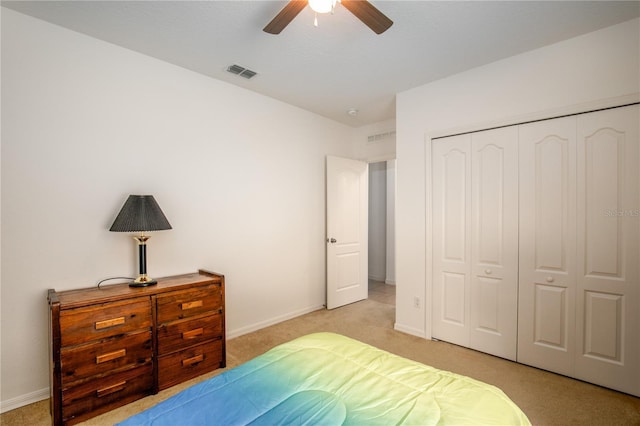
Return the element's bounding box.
[95,317,125,330]
[182,328,204,340]
[181,300,203,310]
[182,354,204,367]
[96,381,127,398]
[96,349,126,364]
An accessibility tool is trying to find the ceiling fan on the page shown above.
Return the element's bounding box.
[263,0,393,35]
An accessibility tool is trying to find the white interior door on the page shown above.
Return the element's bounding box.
[518,116,577,375]
[574,105,639,396]
[432,128,518,359]
[432,134,472,347]
[469,127,519,360]
[517,105,639,396]
[326,156,368,309]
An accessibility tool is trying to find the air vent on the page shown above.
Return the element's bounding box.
[367,131,396,144]
[226,64,258,79]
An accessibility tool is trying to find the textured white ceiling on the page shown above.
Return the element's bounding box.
[3,1,639,126]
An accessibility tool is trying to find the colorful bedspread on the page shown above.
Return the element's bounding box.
[118,332,531,425]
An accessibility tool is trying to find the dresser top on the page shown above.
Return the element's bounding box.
[49,270,223,309]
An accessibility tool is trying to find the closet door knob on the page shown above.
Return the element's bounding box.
[546,276,554,283]
[485,269,492,275]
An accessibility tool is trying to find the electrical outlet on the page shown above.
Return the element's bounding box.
[413,296,420,308]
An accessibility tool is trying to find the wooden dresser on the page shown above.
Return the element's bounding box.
[48,270,225,425]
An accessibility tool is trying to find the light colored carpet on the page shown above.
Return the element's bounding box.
[2,287,639,425]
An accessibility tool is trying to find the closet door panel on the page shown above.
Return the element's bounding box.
[432,135,472,347]
[469,127,519,360]
[518,116,577,375]
[575,105,639,396]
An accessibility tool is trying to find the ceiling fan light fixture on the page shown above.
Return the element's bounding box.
[263,0,391,35]
[309,0,337,14]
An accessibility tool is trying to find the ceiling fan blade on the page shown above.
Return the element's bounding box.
[341,0,393,34]
[263,0,308,34]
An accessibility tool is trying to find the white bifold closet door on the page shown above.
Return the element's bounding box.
[432,126,519,361]
[518,105,639,396]
[517,116,578,375]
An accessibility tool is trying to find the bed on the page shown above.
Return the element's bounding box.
[118,332,531,425]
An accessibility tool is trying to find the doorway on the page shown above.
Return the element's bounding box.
[368,160,396,306]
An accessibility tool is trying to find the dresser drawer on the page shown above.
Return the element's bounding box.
[158,339,223,390]
[156,285,222,324]
[62,364,152,423]
[60,298,151,347]
[157,313,223,355]
[61,331,152,384]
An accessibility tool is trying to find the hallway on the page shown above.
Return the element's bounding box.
[368,279,395,306]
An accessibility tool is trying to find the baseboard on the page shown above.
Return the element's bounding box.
[394,322,426,339]
[368,274,386,282]
[226,304,325,340]
[1,387,49,414]
[384,279,396,285]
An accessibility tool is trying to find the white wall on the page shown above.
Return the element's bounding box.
[385,159,396,285]
[394,18,640,338]
[353,119,396,162]
[367,160,397,285]
[0,8,358,409]
[368,162,386,282]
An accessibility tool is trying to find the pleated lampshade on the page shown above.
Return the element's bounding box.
[110,195,172,232]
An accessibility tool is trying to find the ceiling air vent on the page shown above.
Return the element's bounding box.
[226,64,257,79]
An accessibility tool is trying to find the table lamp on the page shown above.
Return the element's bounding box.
[109,195,172,287]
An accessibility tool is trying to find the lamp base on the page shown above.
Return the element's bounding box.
[130,273,157,287]
[129,280,157,287]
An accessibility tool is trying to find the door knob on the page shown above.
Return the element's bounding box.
[545,276,554,283]
[485,269,492,275]
[327,238,337,243]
